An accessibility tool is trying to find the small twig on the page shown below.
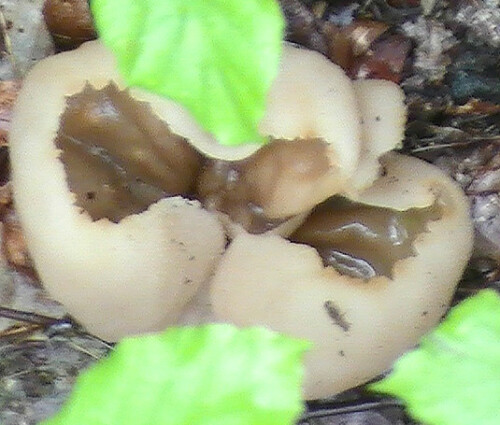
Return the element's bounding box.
[359,0,375,12]
[298,398,404,422]
[0,306,71,340]
[0,323,43,339]
[66,340,104,360]
[408,136,500,153]
[0,9,20,78]
[0,305,115,349]
[360,0,420,22]
[0,306,64,326]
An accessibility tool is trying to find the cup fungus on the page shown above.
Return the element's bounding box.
[8,41,226,341]
[210,153,473,400]
[9,39,473,400]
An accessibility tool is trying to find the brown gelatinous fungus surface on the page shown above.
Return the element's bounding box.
[290,196,441,279]
[56,83,202,223]
[197,138,330,234]
[56,81,332,232]
[43,0,97,50]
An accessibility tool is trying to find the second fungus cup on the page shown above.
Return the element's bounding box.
[9,40,473,399]
[210,153,474,399]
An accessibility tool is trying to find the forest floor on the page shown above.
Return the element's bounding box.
[0,1,498,424]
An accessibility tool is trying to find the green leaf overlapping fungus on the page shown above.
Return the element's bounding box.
[371,290,500,425]
[41,324,310,425]
[91,0,285,147]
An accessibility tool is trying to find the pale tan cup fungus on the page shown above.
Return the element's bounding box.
[9,41,226,342]
[8,38,446,405]
[211,153,473,400]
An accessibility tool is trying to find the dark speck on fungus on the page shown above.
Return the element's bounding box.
[324,300,351,332]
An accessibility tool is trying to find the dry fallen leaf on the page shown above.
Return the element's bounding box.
[0,80,21,145]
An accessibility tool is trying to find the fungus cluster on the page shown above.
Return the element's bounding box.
[9,40,473,400]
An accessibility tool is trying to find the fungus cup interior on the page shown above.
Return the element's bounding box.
[56,83,332,233]
[56,83,202,222]
[290,196,442,279]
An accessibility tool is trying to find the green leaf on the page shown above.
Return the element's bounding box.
[91,0,284,146]
[41,324,310,425]
[370,289,500,425]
